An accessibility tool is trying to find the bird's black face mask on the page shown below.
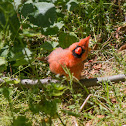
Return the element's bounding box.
[72,45,85,58]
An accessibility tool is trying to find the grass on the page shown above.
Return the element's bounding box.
[0,54,125,126]
[0,62,125,126]
[0,0,126,126]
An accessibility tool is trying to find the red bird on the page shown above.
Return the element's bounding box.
[47,36,91,80]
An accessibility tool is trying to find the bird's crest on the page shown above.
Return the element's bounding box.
[69,35,90,58]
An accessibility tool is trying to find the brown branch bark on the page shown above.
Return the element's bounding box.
[0,74,125,88]
[79,74,125,87]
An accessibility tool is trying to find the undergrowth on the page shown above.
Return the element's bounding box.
[0,0,126,125]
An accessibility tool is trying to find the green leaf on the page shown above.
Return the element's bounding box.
[52,89,68,96]
[0,57,7,66]
[45,83,68,97]
[40,98,60,116]
[9,14,20,36]
[13,116,31,126]
[0,11,6,28]
[1,78,20,85]
[22,47,32,60]
[5,43,32,66]
[14,59,28,66]
[21,2,56,27]
[54,22,64,29]
[42,21,64,35]
[0,57,7,72]
[53,83,67,90]
[41,41,53,51]
[0,1,20,38]
[50,41,59,48]
[42,26,59,35]
[29,97,60,117]
[0,44,32,66]
[66,0,79,11]
[61,109,80,117]
[21,29,41,37]
[21,3,35,17]
[40,41,58,51]
[34,2,56,27]
[51,84,68,96]
[59,32,78,48]
[0,46,9,58]
[13,79,20,84]
[13,0,22,10]
[2,87,10,100]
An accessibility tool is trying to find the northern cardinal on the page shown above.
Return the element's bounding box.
[47,36,91,80]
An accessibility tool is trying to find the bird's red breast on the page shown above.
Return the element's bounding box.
[47,36,91,80]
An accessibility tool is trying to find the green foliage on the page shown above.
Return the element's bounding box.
[0,0,124,73]
[21,2,57,27]
[0,57,7,72]
[13,116,32,126]
[62,109,80,117]
[59,32,78,48]
[0,0,125,125]
[0,1,20,37]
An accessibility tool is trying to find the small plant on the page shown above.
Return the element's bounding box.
[0,0,125,125]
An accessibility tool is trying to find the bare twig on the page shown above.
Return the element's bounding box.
[79,94,93,112]
[79,94,113,113]
[74,92,114,126]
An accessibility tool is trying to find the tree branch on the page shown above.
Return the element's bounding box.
[79,74,125,87]
[0,74,125,88]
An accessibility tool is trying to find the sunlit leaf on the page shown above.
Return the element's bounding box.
[21,2,56,27]
[66,0,79,11]
[13,0,22,9]
[52,89,68,96]
[22,47,32,60]
[59,32,78,48]
[0,57,7,72]
[42,21,64,35]
[0,57,7,66]
[13,79,20,84]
